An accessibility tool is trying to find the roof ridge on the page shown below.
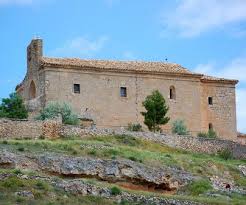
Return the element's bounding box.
[41,56,180,66]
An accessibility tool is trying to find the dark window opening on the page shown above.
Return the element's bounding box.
[170,86,176,100]
[208,97,213,105]
[120,87,127,97]
[209,123,213,130]
[74,84,80,94]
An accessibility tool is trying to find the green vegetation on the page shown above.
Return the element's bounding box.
[172,119,189,135]
[36,102,79,125]
[127,123,142,132]
[0,135,245,205]
[0,92,28,119]
[197,129,218,139]
[110,186,122,195]
[141,90,170,132]
[186,179,212,196]
[218,148,233,160]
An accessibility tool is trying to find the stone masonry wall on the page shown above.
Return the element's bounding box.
[201,82,237,140]
[60,127,246,159]
[0,119,244,159]
[0,118,61,139]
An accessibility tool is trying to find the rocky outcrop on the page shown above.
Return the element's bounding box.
[0,173,204,205]
[36,154,194,191]
[0,150,16,168]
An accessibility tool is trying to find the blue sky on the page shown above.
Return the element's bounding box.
[0,0,246,132]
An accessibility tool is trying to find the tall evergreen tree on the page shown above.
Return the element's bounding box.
[141,90,170,132]
[0,93,28,119]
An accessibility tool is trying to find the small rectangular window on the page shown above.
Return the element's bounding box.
[208,97,213,105]
[120,87,127,97]
[74,84,80,94]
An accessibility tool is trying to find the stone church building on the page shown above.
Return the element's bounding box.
[16,39,238,140]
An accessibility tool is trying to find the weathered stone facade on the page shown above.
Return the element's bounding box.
[16,39,238,140]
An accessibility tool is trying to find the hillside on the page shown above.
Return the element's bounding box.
[0,134,245,205]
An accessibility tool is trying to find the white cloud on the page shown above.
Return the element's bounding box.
[162,0,246,37]
[193,56,246,132]
[50,36,109,58]
[194,57,246,83]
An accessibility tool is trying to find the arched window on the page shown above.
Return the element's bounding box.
[29,81,36,100]
[170,86,176,100]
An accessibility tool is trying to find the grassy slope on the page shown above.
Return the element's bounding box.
[0,135,245,205]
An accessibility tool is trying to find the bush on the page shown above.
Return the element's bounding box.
[36,102,79,125]
[218,148,233,160]
[172,120,188,135]
[115,134,139,146]
[0,93,28,119]
[197,129,217,139]
[110,186,121,195]
[197,132,208,138]
[207,129,217,138]
[127,123,142,132]
[187,179,212,195]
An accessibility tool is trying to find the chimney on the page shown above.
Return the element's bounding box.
[27,38,43,74]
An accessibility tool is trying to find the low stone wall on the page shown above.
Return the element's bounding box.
[0,118,61,139]
[1,119,245,159]
[61,127,246,159]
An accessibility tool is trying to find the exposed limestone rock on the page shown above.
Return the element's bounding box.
[1,173,204,205]
[238,165,246,176]
[36,154,194,191]
[0,150,16,168]
[210,176,246,195]
[15,191,34,199]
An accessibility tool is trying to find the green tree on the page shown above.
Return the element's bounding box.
[0,93,28,119]
[141,90,170,132]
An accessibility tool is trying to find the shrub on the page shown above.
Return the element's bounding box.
[0,93,28,119]
[197,129,217,139]
[110,186,121,195]
[197,132,208,138]
[187,179,212,195]
[127,123,142,132]
[36,102,79,125]
[115,134,139,146]
[17,147,25,152]
[141,90,170,132]
[207,129,217,138]
[172,120,189,135]
[218,148,233,160]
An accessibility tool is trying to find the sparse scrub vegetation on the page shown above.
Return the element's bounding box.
[0,134,245,205]
[36,102,79,125]
[218,148,233,160]
[172,119,189,135]
[197,129,218,139]
[187,179,212,196]
[127,123,142,132]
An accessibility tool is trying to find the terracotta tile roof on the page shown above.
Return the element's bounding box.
[40,57,238,84]
[41,57,198,76]
[201,75,238,84]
